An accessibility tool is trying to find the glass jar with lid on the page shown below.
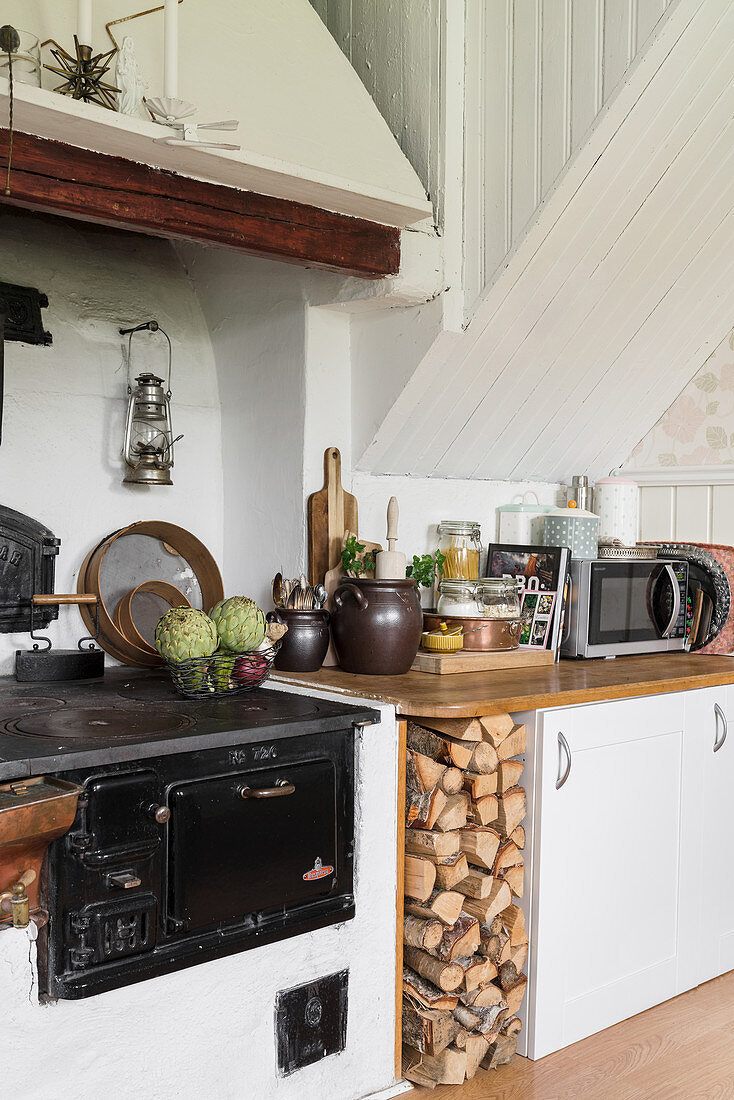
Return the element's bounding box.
[437,577,521,619]
[437,521,483,581]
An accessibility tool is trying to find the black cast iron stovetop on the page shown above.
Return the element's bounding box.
[0,670,378,782]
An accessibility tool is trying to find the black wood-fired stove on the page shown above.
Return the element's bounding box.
[0,671,377,998]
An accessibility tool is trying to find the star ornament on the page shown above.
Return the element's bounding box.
[45,35,119,110]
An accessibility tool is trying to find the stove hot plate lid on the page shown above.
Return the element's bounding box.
[6,707,193,743]
[0,695,67,722]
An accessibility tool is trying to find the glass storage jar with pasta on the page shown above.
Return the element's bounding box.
[437,521,483,581]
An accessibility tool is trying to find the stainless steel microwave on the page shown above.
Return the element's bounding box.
[561,558,689,659]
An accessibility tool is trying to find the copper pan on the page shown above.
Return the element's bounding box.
[423,614,522,652]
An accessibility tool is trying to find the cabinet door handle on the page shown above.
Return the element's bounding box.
[714,703,728,753]
[556,731,572,789]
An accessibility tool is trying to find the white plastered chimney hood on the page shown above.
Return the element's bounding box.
[0,0,431,235]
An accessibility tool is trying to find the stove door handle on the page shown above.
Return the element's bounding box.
[238,780,295,799]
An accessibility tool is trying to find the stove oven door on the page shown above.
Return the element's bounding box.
[167,760,338,933]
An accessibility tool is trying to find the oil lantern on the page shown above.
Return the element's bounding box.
[120,320,181,486]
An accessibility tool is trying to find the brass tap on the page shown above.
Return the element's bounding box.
[0,869,35,929]
[9,883,29,929]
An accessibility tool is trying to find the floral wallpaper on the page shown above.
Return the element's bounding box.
[626,328,734,468]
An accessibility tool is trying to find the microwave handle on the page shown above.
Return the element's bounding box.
[560,572,573,645]
[660,563,681,638]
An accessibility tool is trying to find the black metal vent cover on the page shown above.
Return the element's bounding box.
[276,970,349,1077]
[0,504,59,632]
[0,282,52,345]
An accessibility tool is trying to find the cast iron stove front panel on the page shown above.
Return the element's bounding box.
[44,725,356,999]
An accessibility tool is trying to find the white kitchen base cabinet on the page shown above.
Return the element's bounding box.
[525,689,720,1060]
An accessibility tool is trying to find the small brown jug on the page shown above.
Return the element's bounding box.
[272,609,330,673]
[330,578,422,675]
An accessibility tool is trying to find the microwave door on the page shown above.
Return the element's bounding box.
[588,562,673,648]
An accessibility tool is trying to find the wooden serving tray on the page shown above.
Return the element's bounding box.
[411,647,555,675]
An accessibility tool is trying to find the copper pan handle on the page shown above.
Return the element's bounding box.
[33,594,97,605]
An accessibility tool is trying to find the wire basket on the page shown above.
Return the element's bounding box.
[164,643,281,698]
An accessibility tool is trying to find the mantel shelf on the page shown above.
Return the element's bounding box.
[0,81,414,277]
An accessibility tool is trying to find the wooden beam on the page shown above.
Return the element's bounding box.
[0,130,401,278]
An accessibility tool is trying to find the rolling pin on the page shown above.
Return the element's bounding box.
[375,497,406,580]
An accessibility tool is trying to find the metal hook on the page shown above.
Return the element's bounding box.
[28,601,52,651]
[77,600,100,652]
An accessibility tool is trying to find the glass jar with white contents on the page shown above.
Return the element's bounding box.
[437,577,521,619]
[437,521,483,581]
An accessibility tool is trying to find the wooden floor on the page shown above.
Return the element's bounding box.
[409,971,734,1099]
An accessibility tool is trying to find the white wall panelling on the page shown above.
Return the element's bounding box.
[634,469,734,545]
[359,1,734,486]
[463,0,672,314]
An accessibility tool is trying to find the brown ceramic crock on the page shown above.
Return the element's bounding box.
[330,578,422,675]
[272,609,331,673]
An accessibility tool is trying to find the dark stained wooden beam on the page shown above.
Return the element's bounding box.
[0,130,400,278]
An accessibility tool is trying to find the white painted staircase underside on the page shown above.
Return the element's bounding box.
[358,0,734,482]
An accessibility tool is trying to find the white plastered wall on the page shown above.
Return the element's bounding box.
[0,208,223,673]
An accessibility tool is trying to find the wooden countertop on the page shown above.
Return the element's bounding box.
[272,653,734,717]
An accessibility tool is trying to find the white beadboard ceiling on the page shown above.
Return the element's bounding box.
[358,0,734,483]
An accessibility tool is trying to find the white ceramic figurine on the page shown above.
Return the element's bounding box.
[116,35,147,118]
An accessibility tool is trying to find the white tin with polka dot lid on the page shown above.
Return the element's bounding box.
[542,503,600,560]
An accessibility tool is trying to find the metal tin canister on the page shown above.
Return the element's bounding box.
[497,492,553,544]
[542,505,600,560]
[594,477,638,545]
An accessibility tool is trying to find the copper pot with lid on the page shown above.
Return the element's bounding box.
[423,613,522,652]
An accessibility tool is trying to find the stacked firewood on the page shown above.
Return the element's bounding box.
[401,713,528,1089]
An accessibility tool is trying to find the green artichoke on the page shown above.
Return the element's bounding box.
[210,651,236,691]
[208,596,266,653]
[154,608,218,662]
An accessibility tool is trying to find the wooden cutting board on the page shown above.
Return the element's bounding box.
[411,648,555,674]
[307,447,358,585]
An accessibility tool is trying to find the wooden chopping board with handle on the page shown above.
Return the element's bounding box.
[307,447,358,585]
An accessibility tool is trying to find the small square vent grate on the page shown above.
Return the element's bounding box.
[275,969,348,1077]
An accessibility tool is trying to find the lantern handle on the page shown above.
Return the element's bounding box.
[119,320,173,396]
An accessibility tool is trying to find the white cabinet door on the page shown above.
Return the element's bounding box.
[528,692,697,1059]
[696,685,734,982]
